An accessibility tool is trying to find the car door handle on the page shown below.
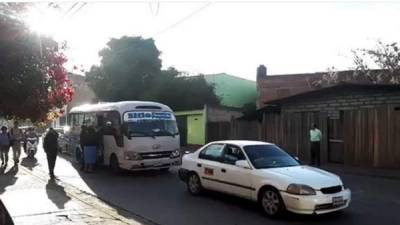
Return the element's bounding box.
[197,163,202,168]
[221,168,226,173]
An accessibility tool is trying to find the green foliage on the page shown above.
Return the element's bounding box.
[86,36,220,110]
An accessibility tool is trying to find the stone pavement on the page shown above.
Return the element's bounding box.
[0,162,149,225]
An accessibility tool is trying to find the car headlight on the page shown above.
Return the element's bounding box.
[170,150,180,158]
[124,151,142,160]
[287,184,316,195]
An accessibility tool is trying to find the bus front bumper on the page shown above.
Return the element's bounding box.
[120,157,181,171]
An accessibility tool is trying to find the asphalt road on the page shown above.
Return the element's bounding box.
[25,147,400,225]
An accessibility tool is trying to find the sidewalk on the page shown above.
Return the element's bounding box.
[322,163,400,180]
[0,163,148,225]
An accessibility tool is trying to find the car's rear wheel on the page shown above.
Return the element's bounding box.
[260,187,286,218]
[187,173,202,195]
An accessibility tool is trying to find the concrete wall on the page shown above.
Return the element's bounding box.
[206,106,242,122]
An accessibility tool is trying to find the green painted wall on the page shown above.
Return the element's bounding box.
[175,110,206,145]
[187,114,205,145]
[204,73,256,108]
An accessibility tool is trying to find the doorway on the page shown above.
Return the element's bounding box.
[327,111,344,163]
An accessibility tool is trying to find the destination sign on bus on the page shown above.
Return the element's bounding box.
[124,111,174,122]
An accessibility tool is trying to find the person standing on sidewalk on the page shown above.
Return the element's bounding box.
[83,125,98,173]
[43,127,59,179]
[0,126,11,167]
[310,123,322,167]
[10,121,23,165]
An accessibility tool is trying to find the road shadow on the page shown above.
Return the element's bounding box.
[20,157,38,171]
[0,165,18,194]
[45,179,71,209]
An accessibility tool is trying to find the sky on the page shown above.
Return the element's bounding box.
[26,2,400,80]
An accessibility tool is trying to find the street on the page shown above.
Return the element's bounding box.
[2,144,400,225]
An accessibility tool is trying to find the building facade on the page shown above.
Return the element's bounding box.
[258,83,400,168]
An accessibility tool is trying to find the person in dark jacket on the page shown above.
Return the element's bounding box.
[83,125,98,173]
[43,127,59,179]
[0,126,11,168]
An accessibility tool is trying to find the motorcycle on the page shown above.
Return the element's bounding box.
[25,137,38,158]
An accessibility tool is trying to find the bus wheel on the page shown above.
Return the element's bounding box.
[110,155,121,174]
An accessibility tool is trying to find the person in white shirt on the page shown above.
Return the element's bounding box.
[310,123,322,166]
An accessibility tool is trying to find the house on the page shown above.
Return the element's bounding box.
[176,73,256,147]
[256,66,400,168]
[175,106,243,148]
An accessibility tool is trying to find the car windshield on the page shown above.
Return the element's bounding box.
[125,120,178,137]
[243,145,300,169]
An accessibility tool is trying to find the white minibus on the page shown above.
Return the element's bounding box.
[66,101,181,172]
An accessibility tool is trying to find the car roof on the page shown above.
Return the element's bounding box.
[208,140,274,147]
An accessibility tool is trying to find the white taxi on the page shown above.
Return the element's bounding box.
[178,140,351,217]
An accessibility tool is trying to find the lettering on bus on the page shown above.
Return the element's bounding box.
[124,111,173,122]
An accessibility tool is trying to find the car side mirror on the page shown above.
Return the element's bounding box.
[235,160,251,169]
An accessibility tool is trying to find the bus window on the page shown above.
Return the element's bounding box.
[84,113,96,126]
[72,114,84,126]
[105,111,121,134]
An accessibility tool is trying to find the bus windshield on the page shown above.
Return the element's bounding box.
[123,111,178,138]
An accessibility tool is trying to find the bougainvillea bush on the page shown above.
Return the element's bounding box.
[0,3,73,122]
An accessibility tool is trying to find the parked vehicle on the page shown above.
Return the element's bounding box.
[65,101,181,172]
[179,140,351,217]
[25,137,38,158]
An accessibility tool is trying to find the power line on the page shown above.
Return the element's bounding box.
[153,2,212,37]
[69,2,88,17]
[62,2,79,18]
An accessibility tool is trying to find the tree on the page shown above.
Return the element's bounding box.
[86,36,220,110]
[352,41,400,84]
[317,41,400,87]
[86,36,162,101]
[0,3,73,122]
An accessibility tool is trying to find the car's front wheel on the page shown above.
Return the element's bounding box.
[187,173,203,195]
[260,187,286,218]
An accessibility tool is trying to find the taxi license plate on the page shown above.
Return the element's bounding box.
[332,196,345,206]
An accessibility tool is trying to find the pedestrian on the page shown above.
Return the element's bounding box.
[78,125,87,170]
[0,126,11,168]
[43,127,59,179]
[10,121,23,165]
[83,125,98,173]
[310,123,322,167]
